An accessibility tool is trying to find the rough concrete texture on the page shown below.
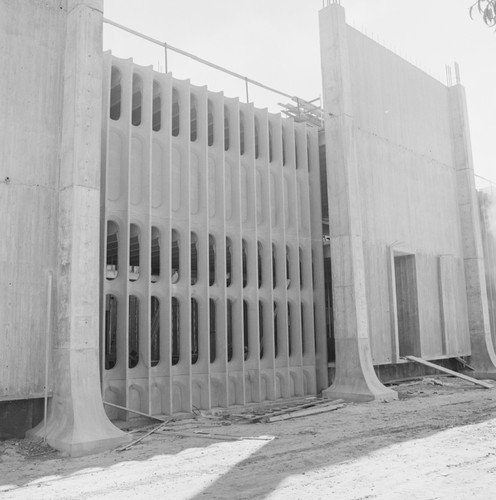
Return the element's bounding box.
[0,0,64,401]
[449,85,496,378]
[319,4,396,402]
[24,0,129,455]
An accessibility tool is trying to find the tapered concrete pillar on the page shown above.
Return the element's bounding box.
[319,4,396,402]
[449,84,496,378]
[27,0,130,455]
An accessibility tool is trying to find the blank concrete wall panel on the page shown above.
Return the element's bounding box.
[345,28,470,362]
[0,0,66,399]
[416,254,444,357]
[355,132,462,254]
[347,28,453,167]
[363,243,393,365]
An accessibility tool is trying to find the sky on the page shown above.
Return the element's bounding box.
[103,0,495,183]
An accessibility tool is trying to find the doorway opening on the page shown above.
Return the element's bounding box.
[394,253,420,358]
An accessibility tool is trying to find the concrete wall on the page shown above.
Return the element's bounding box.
[0,0,66,400]
[345,27,470,364]
[479,189,496,348]
[100,54,327,417]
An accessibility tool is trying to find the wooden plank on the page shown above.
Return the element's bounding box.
[404,356,493,389]
[455,357,475,371]
[117,419,173,452]
[266,401,345,423]
[103,401,170,422]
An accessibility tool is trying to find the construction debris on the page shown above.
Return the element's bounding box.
[204,397,347,424]
[117,419,173,452]
[159,430,273,442]
[404,356,493,389]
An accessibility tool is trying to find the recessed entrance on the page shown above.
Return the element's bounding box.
[394,254,420,358]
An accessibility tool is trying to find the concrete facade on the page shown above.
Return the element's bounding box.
[1,0,128,456]
[2,0,495,454]
[319,4,496,400]
[100,54,327,418]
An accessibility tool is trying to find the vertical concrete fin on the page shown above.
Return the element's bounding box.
[27,0,130,456]
[449,84,496,377]
[319,4,396,401]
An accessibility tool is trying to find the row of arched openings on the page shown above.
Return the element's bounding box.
[106,222,306,289]
[104,294,307,370]
[109,66,311,168]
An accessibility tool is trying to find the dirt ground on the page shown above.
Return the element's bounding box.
[2,376,496,499]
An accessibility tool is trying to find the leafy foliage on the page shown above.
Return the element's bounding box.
[470,0,496,27]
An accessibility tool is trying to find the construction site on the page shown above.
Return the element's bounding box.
[1,0,496,496]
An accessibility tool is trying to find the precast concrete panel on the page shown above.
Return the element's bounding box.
[100,54,324,416]
[0,0,66,400]
[340,22,470,365]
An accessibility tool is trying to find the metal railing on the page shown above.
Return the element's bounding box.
[103,17,323,126]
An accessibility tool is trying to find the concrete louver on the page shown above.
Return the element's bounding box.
[100,53,328,418]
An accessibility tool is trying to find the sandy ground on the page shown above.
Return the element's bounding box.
[2,376,496,499]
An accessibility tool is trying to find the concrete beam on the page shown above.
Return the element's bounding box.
[27,0,130,456]
[319,4,396,402]
[449,84,496,378]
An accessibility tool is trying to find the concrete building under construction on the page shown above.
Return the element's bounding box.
[2,0,496,456]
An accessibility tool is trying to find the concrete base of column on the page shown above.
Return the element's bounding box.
[468,331,496,379]
[26,349,131,457]
[26,401,130,457]
[322,338,398,402]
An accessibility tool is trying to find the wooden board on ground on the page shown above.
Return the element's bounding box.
[404,356,493,389]
[266,400,345,423]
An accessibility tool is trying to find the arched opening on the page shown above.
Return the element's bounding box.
[171,229,180,284]
[191,232,198,285]
[226,237,232,287]
[210,299,216,363]
[106,221,118,280]
[301,303,305,355]
[227,299,233,362]
[258,241,263,288]
[152,80,161,131]
[151,227,160,282]
[242,239,248,288]
[129,224,140,281]
[208,99,214,146]
[259,301,264,360]
[104,294,117,370]
[224,105,230,151]
[286,246,291,289]
[239,111,245,155]
[171,297,180,365]
[273,301,279,359]
[172,88,180,136]
[131,73,142,126]
[151,296,160,367]
[190,93,197,142]
[209,234,216,286]
[288,303,292,357]
[299,248,303,289]
[128,295,139,368]
[272,244,277,289]
[109,66,121,121]
[191,298,199,364]
[243,300,249,361]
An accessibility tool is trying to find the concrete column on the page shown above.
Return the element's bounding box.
[319,4,396,401]
[449,84,496,377]
[28,0,130,456]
